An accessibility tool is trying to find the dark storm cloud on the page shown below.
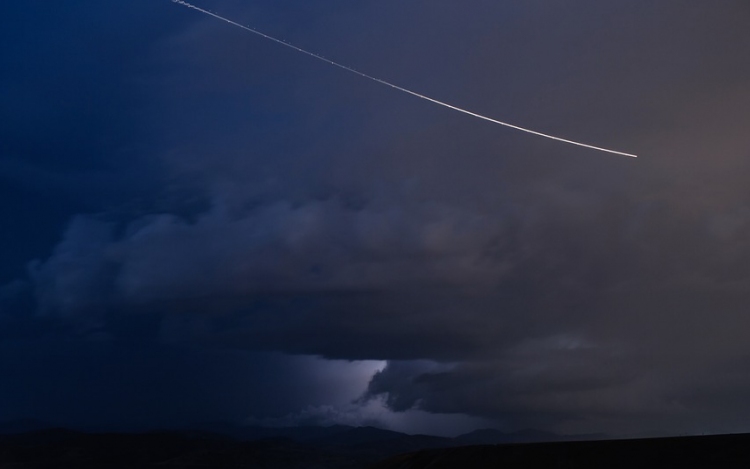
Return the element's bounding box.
[6,0,750,435]
[362,342,645,428]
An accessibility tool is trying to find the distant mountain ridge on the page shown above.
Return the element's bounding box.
[0,419,602,445]
[0,421,608,468]
[1,424,746,469]
[7,425,748,469]
[182,422,603,445]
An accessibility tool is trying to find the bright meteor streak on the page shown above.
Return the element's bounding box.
[171,0,637,158]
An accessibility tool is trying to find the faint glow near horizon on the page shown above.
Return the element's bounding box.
[245,357,493,436]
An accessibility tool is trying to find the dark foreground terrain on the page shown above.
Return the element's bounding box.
[372,433,750,469]
[1,430,353,469]
[1,425,750,468]
[0,423,591,468]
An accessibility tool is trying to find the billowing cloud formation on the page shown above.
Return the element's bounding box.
[8,0,750,436]
[40,199,505,307]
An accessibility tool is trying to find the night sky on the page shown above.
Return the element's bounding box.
[2,0,750,437]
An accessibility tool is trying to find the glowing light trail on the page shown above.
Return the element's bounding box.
[172,0,637,158]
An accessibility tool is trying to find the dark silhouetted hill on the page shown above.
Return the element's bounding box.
[5,421,688,468]
[313,426,414,446]
[0,430,362,469]
[0,426,449,468]
[369,433,750,469]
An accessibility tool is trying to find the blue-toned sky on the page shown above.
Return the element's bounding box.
[2,0,750,437]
